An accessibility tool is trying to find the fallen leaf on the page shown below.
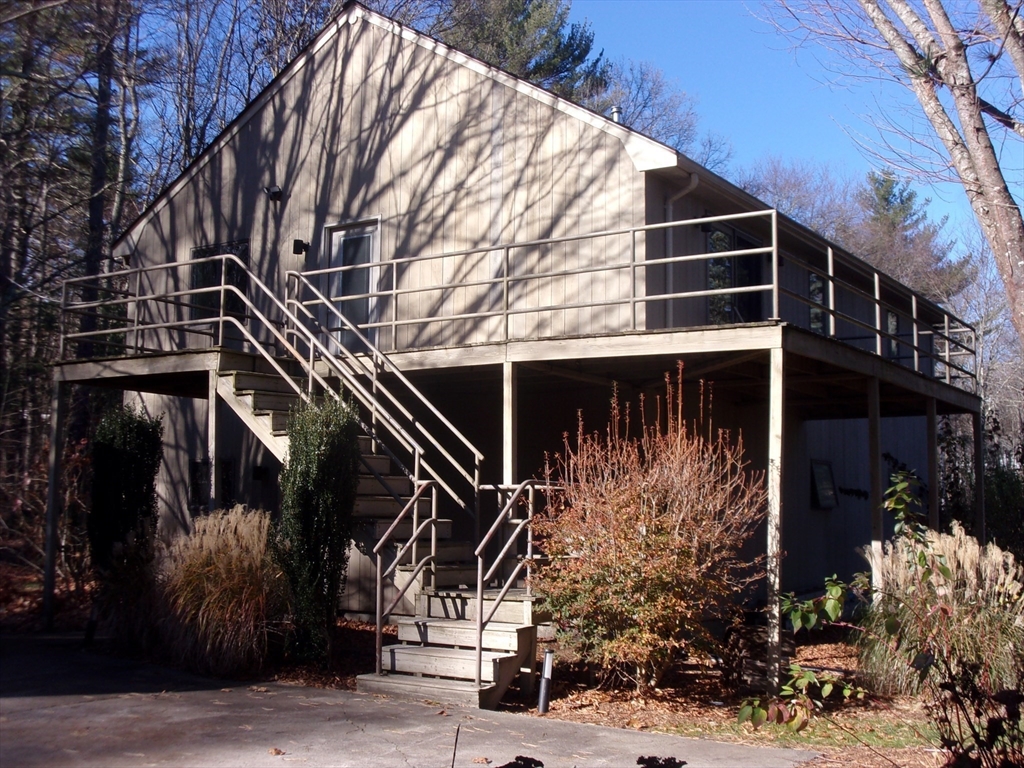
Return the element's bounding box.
[249,686,269,693]
[472,759,490,765]
[436,709,449,716]
[220,688,232,692]
[239,725,253,731]
[269,747,285,755]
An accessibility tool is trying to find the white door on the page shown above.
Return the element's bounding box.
[326,224,376,352]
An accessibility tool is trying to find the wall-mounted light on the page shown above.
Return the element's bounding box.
[292,239,309,255]
[263,185,283,202]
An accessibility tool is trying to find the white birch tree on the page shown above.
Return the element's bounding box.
[772,0,1024,339]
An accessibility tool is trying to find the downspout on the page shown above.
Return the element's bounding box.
[665,173,699,327]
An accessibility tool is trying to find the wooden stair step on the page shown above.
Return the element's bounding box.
[400,563,476,588]
[355,673,498,709]
[394,617,532,651]
[224,370,305,394]
[239,390,302,412]
[379,644,516,683]
[354,496,430,517]
[419,590,549,624]
[356,518,453,540]
[357,474,412,496]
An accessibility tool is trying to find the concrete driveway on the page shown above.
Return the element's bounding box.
[0,633,817,768]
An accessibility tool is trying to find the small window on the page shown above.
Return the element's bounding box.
[887,310,899,359]
[190,240,250,321]
[811,460,838,510]
[809,272,825,335]
[189,459,210,515]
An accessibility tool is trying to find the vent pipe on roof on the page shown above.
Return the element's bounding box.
[610,105,622,124]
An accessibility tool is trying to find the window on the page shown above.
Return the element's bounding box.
[810,460,838,510]
[809,272,826,335]
[706,226,764,325]
[190,240,250,321]
[887,310,899,359]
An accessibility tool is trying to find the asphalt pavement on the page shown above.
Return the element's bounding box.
[0,633,817,768]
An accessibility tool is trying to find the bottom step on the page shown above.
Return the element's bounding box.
[356,673,500,709]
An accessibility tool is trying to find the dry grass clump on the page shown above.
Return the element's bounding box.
[161,505,290,677]
[860,522,1024,695]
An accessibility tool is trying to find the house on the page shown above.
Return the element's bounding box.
[46,1,983,706]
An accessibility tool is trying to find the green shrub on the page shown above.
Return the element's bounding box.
[534,373,767,692]
[275,397,360,661]
[161,506,289,677]
[859,521,1024,696]
[88,404,163,647]
[88,404,163,574]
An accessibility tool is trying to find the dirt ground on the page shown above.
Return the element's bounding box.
[0,561,943,767]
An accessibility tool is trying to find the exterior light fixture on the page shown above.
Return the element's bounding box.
[263,185,283,202]
[292,240,309,254]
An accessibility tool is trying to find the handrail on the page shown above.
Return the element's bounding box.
[374,481,438,675]
[287,271,485,484]
[473,480,557,688]
[281,210,975,387]
[58,255,485,511]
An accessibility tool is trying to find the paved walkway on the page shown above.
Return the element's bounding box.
[0,634,817,767]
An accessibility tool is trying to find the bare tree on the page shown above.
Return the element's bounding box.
[736,154,859,240]
[771,0,1024,340]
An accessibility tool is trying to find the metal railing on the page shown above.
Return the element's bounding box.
[59,253,486,520]
[285,210,976,388]
[373,481,439,674]
[473,481,555,688]
[286,272,483,515]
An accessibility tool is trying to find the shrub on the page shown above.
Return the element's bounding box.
[88,404,163,574]
[161,506,290,677]
[275,397,360,661]
[533,371,767,692]
[859,521,1024,696]
[88,404,163,647]
[758,473,1024,763]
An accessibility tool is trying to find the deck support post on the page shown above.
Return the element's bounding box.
[43,379,69,630]
[973,409,986,543]
[766,345,785,693]
[208,370,221,511]
[926,397,939,530]
[868,377,883,586]
[502,361,518,486]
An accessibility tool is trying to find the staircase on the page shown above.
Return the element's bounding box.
[356,589,542,709]
[187,258,542,710]
[216,362,543,710]
[216,366,474,612]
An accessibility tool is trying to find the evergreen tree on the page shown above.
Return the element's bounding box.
[433,0,608,100]
[841,170,968,303]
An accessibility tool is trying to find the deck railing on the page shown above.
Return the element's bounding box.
[58,253,485,518]
[289,210,976,388]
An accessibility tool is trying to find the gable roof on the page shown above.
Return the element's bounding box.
[116,1,683,251]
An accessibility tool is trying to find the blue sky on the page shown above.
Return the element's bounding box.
[569,0,978,233]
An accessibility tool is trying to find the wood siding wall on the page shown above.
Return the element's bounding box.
[126,14,649,352]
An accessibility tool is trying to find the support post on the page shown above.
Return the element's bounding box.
[208,370,220,511]
[868,377,883,585]
[502,361,518,486]
[766,345,785,693]
[973,410,986,543]
[43,379,69,630]
[926,398,939,530]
